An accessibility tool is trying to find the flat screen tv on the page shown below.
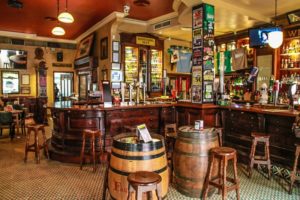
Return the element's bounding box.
[249,27,282,47]
[0,49,27,69]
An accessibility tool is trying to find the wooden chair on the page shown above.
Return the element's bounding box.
[0,111,15,140]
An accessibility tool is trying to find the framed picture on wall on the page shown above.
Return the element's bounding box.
[100,37,108,60]
[112,52,119,63]
[112,63,120,70]
[112,41,120,51]
[75,34,94,60]
[21,74,30,85]
[21,87,30,94]
[111,70,122,82]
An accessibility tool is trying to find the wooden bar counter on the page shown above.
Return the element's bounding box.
[219,104,300,168]
[48,101,299,169]
[48,101,218,163]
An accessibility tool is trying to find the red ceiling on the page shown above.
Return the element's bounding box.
[0,0,174,39]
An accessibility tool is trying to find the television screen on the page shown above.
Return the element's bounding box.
[249,27,282,47]
[0,49,27,69]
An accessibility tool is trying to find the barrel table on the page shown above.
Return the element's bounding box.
[108,133,169,200]
[173,126,219,197]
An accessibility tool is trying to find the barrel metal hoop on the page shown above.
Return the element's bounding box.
[111,151,165,160]
[112,141,164,152]
[174,149,209,157]
[109,165,168,176]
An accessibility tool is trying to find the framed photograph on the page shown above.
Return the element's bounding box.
[112,41,120,51]
[75,34,94,60]
[100,37,108,60]
[111,82,121,89]
[21,87,30,94]
[191,85,202,104]
[112,52,119,63]
[112,63,121,70]
[2,71,19,94]
[21,74,30,85]
[111,70,123,82]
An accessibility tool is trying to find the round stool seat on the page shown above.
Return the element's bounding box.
[251,132,270,138]
[26,124,44,129]
[211,147,236,156]
[128,171,162,186]
[83,129,101,137]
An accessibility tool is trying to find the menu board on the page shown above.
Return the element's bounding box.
[192,4,215,103]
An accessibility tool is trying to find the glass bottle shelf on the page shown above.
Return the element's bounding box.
[280,52,300,56]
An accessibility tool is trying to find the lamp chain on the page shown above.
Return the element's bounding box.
[66,0,68,11]
[274,0,277,25]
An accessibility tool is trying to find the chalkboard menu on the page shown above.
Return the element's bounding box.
[191,4,215,103]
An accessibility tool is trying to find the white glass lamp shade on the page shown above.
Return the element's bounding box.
[268,30,283,49]
[58,12,74,23]
[52,26,65,36]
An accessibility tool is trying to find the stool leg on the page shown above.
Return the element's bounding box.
[91,136,96,172]
[80,134,86,170]
[222,157,228,200]
[156,182,162,200]
[266,140,271,180]
[233,155,240,200]
[24,129,31,163]
[202,155,215,200]
[127,184,132,200]
[136,186,143,200]
[289,147,299,194]
[249,139,257,178]
[218,158,223,195]
[41,129,49,159]
[35,131,40,164]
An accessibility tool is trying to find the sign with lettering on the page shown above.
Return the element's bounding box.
[136,36,155,46]
[285,27,300,39]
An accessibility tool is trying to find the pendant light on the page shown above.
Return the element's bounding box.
[58,0,74,23]
[268,0,283,49]
[52,0,65,36]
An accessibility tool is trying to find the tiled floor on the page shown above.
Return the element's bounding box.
[0,119,299,200]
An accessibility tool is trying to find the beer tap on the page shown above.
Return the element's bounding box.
[136,82,140,104]
[128,83,135,106]
[142,82,147,104]
[120,82,128,106]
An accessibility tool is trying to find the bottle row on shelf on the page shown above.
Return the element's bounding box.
[281,42,300,55]
[281,58,300,69]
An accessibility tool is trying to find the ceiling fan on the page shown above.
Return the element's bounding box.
[7,0,23,9]
[133,0,150,6]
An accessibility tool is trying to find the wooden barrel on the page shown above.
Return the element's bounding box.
[108,133,169,200]
[173,126,219,198]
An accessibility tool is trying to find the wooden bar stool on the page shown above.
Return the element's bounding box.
[215,127,223,146]
[202,147,240,200]
[123,125,137,133]
[164,123,177,183]
[127,171,162,200]
[249,132,271,179]
[289,143,300,194]
[80,129,102,172]
[24,124,49,164]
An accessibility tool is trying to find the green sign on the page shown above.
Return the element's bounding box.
[205,4,214,22]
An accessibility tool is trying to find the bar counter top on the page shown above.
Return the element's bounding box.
[48,100,219,110]
[219,104,300,117]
